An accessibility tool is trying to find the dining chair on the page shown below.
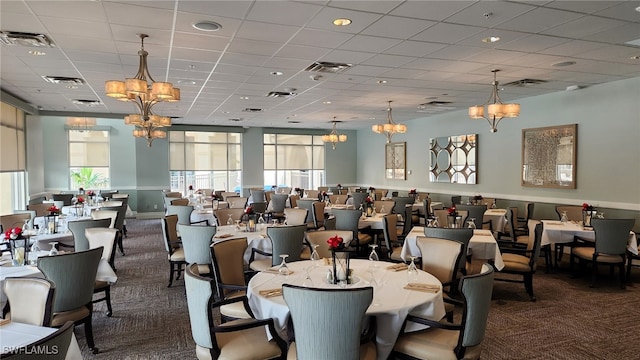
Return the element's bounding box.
[433,209,468,229]
[52,193,74,206]
[163,195,181,214]
[317,186,329,193]
[627,234,640,282]
[26,203,51,217]
[250,188,266,203]
[417,192,430,203]
[496,220,543,300]
[249,224,307,271]
[374,200,395,214]
[350,192,368,210]
[332,208,372,254]
[381,214,404,263]
[265,190,275,203]
[227,197,248,209]
[329,194,347,204]
[517,202,535,228]
[2,277,55,326]
[100,200,128,254]
[67,218,112,252]
[268,194,288,222]
[311,201,326,229]
[170,198,190,206]
[555,205,583,222]
[214,208,245,226]
[86,227,118,317]
[305,190,319,199]
[183,264,287,360]
[392,264,494,360]
[423,227,474,279]
[282,284,376,360]
[392,196,414,215]
[221,191,240,201]
[250,201,268,216]
[284,208,308,226]
[499,210,551,273]
[416,197,432,225]
[570,218,635,289]
[210,237,252,321]
[101,200,123,208]
[3,321,75,360]
[456,204,492,231]
[304,230,354,259]
[0,212,32,233]
[91,209,118,228]
[161,214,186,287]
[37,247,103,354]
[451,195,462,206]
[296,199,316,230]
[177,223,217,276]
[167,204,209,226]
[288,194,300,208]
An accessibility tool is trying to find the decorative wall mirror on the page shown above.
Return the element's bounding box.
[385,142,406,180]
[429,134,477,184]
[522,124,577,188]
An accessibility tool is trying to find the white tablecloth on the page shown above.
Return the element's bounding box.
[411,201,444,214]
[212,225,273,264]
[0,321,82,360]
[540,220,637,255]
[323,203,353,215]
[358,213,394,231]
[483,209,508,233]
[402,227,505,270]
[247,259,445,360]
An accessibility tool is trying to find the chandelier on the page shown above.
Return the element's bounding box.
[322,117,347,149]
[104,34,179,147]
[65,117,96,132]
[468,69,520,133]
[372,101,407,143]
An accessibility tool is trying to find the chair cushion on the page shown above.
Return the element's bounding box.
[572,247,624,263]
[394,327,461,360]
[501,253,532,272]
[216,319,283,360]
[390,247,404,262]
[51,307,90,327]
[220,292,251,319]
[249,259,272,272]
[357,233,373,244]
[170,248,185,261]
[287,341,376,360]
[300,246,311,260]
[94,280,109,290]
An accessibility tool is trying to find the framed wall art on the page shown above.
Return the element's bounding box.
[385,142,406,180]
[429,134,477,184]
[522,124,577,188]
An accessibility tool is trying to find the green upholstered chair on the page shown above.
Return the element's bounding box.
[570,218,635,289]
[393,264,495,360]
[456,204,491,231]
[250,189,266,203]
[86,227,118,317]
[295,199,316,229]
[2,277,55,326]
[268,194,288,222]
[167,205,209,226]
[177,224,217,275]
[392,196,414,215]
[332,208,372,254]
[210,237,251,320]
[282,284,376,360]
[249,224,306,271]
[350,192,368,210]
[496,220,543,300]
[184,264,286,360]
[37,247,103,353]
[67,218,111,252]
[161,214,186,287]
[4,321,75,360]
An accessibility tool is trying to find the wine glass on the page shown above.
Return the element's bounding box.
[380,205,386,214]
[367,244,380,286]
[278,254,291,277]
[597,212,605,219]
[49,242,59,256]
[234,220,241,231]
[561,211,568,224]
[302,266,314,287]
[467,218,477,229]
[310,244,321,267]
[226,214,234,226]
[407,256,419,283]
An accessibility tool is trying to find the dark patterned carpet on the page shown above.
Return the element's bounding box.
[77,219,640,359]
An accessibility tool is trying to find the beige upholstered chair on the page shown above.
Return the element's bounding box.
[210,237,251,320]
[555,205,583,222]
[284,208,308,226]
[161,215,186,287]
[288,194,300,208]
[433,209,468,228]
[496,220,543,300]
[68,218,112,252]
[305,190,319,199]
[304,230,354,259]
[91,209,118,228]
[221,191,239,201]
[311,201,326,229]
[374,200,395,214]
[2,277,55,326]
[27,203,52,217]
[214,208,245,226]
[0,213,32,232]
[333,208,372,254]
[382,214,404,263]
[170,198,190,206]
[328,194,348,204]
[5,321,75,359]
[227,197,248,209]
[86,227,118,316]
[393,264,495,360]
[184,264,286,360]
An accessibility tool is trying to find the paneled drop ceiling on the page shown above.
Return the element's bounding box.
[1,0,639,130]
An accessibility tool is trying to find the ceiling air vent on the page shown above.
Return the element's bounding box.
[242,108,264,113]
[42,76,85,85]
[266,91,296,98]
[417,101,456,113]
[304,61,352,73]
[0,31,55,47]
[72,99,102,107]
[229,118,244,122]
[503,78,547,87]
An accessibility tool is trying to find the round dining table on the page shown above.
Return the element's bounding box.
[247,259,446,360]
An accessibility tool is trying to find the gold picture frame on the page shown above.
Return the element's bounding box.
[385,142,406,180]
[522,124,577,188]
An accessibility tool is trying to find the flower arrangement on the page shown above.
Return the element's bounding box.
[76,196,85,204]
[473,194,483,201]
[327,234,344,250]
[188,185,194,191]
[244,206,254,215]
[78,187,84,193]
[210,192,218,199]
[365,196,373,204]
[48,205,61,215]
[447,204,457,217]
[409,189,417,195]
[368,186,376,191]
[3,227,22,240]
[337,183,342,189]
[86,190,95,197]
[582,203,594,211]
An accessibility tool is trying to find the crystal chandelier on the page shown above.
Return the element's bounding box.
[322,117,347,149]
[104,34,179,147]
[372,101,407,143]
[468,69,520,133]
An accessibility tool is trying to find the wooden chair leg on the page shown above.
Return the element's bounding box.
[168,263,175,287]
[104,287,113,317]
[84,307,98,354]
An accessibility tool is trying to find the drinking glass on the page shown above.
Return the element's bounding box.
[407,256,419,282]
[380,205,386,214]
[368,244,380,262]
[226,214,234,226]
[467,218,477,229]
[278,254,291,277]
[560,211,568,224]
[368,244,380,286]
[310,244,321,267]
[302,266,314,287]
[49,242,59,256]
[597,212,605,219]
[234,220,241,231]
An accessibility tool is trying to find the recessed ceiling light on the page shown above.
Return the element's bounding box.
[28,50,46,56]
[630,55,640,60]
[552,61,577,67]
[482,36,501,43]
[193,21,222,32]
[333,18,352,26]
[270,71,283,76]
[377,80,387,84]
[66,85,78,89]
[636,5,640,12]
[177,79,197,85]
[240,96,249,100]
[323,101,331,104]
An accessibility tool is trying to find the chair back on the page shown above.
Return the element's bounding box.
[329,194,348,204]
[214,208,245,225]
[304,230,353,259]
[592,218,635,255]
[317,186,329,193]
[6,321,74,360]
[86,227,118,266]
[417,192,430,203]
[101,200,127,232]
[177,224,217,265]
[210,237,248,297]
[523,202,535,221]
[221,191,239,201]
[227,197,248,209]
[283,284,373,360]
[161,214,180,253]
[163,195,181,212]
[3,277,55,326]
[101,200,123,207]
[457,204,487,229]
[433,210,469,229]
[27,203,51,217]
[251,201,268,215]
[163,191,182,198]
[68,218,111,251]
[250,189,266,203]
[350,192,368,209]
[284,208,308,226]
[451,195,462,206]
[555,205,582,221]
[0,213,32,232]
[312,201,326,229]
[37,247,102,312]
[296,199,315,224]
[288,194,300,208]
[266,224,307,266]
[374,200,395,214]
[424,227,474,275]
[111,193,129,200]
[167,204,195,225]
[416,237,464,286]
[422,197,432,217]
[52,194,74,206]
[91,209,118,228]
[392,197,414,214]
[332,209,362,242]
[170,198,190,206]
[458,264,494,353]
[269,194,288,213]
[305,190,319,199]
[184,264,215,352]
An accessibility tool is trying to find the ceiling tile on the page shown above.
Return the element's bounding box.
[361,16,436,39]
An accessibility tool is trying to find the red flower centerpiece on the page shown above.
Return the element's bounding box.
[581,203,596,228]
[86,190,95,197]
[48,205,61,215]
[447,205,461,228]
[327,234,344,250]
[76,196,85,204]
[327,234,351,284]
[4,227,23,240]
[409,189,417,195]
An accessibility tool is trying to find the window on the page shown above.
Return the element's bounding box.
[263,133,325,190]
[169,131,242,193]
[68,130,110,190]
[0,102,26,213]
